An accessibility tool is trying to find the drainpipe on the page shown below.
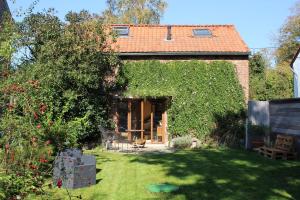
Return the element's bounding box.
[290,65,299,98]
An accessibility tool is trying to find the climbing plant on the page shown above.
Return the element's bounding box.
[118,60,246,146]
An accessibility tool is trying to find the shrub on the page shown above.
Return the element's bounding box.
[172,135,193,149]
[118,60,246,146]
[0,10,117,198]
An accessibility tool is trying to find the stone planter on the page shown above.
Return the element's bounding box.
[53,149,96,189]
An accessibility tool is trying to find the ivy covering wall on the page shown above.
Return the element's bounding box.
[118,60,246,145]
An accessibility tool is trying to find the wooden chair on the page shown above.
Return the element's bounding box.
[156,127,163,142]
[258,135,297,160]
[132,137,146,149]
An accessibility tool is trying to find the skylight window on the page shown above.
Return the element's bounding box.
[113,26,129,37]
[193,29,212,37]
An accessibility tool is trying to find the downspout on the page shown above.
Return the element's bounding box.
[290,63,299,98]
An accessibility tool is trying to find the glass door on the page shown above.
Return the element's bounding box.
[131,100,141,140]
[153,100,164,143]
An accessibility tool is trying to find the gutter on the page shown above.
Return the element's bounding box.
[117,51,251,56]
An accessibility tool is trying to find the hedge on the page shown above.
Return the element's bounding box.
[117,60,246,146]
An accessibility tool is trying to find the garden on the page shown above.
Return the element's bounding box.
[28,148,300,200]
[0,5,299,200]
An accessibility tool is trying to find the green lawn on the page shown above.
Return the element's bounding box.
[48,148,300,200]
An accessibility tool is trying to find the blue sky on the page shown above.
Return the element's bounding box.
[7,0,298,50]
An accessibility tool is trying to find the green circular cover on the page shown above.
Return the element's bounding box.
[147,184,179,193]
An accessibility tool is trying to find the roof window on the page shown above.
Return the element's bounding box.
[113,26,129,37]
[193,29,212,37]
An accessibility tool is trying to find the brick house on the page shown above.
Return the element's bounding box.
[110,24,250,144]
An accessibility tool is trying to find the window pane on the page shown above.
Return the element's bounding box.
[113,26,129,36]
[117,101,128,132]
[193,29,212,37]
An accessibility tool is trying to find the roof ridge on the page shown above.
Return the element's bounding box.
[110,24,235,27]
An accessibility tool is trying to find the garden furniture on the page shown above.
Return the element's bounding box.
[257,134,297,160]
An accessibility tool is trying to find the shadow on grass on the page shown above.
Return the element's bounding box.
[130,149,300,200]
[96,178,102,184]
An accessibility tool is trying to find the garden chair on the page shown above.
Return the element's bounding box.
[257,134,297,160]
[98,125,114,150]
[132,136,146,151]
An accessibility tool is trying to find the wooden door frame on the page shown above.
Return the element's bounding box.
[126,98,167,143]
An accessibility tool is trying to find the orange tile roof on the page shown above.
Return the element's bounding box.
[111,24,250,55]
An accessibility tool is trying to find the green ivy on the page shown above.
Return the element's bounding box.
[118,60,246,145]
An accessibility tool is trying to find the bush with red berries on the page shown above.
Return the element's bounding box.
[0,9,117,199]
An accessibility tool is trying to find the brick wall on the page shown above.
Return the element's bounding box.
[229,59,249,100]
[120,55,249,100]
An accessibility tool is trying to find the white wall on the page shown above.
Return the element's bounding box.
[293,57,300,97]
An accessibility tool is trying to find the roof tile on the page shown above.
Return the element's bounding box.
[110,24,249,54]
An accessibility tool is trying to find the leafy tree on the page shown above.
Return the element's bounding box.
[0,10,118,198]
[276,0,300,63]
[265,62,293,99]
[249,52,293,100]
[102,0,167,24]
[249,52,267,100]
[0,12,19,80]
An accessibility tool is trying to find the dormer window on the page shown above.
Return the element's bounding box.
[113,26,129,37]
[193,29,212,37]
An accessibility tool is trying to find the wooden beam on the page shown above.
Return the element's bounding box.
[162,111,167,143]
[127,100,132,141]
[150,104,154,142]
[141,100,144,140]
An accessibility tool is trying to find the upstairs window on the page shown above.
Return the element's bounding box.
[193,29,212,37]
[113,26,129,37]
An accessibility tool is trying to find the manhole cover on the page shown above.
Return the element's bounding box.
[147,184,179,193]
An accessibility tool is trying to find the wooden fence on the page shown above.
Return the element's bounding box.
[269,98,300,153]
[248,101,269,126]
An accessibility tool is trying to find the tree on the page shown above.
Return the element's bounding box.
[249,52,267,100]
[276,0,300,63]
[0,10,118,198]
[249,52,293,100]
[265,62,293,99]
[102,0,167,24]
[0,12,19,81]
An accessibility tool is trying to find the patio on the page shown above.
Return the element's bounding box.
[106,141,175,154]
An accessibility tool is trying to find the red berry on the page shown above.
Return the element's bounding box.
[37,124,41,129]
[30,164,38,170]
[57,179,63,188]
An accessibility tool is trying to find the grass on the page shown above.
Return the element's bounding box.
[43,148,300,200]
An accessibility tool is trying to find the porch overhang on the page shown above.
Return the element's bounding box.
[112,94,172,100]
